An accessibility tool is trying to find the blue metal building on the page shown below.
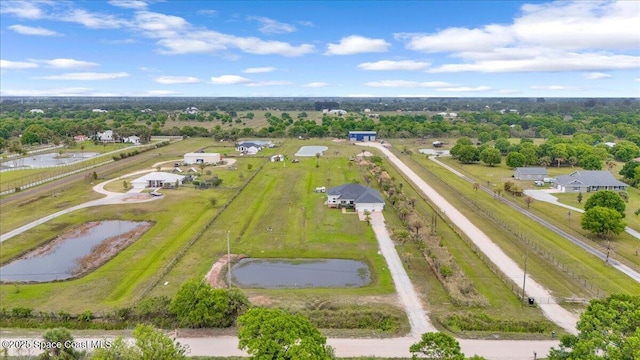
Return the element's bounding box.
[348,131,377,142]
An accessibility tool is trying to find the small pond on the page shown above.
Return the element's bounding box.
[295,146,329,157]
[0,220,151,282]
[0,152,100,169]
[419,149,450,156]
[230,258,371,288]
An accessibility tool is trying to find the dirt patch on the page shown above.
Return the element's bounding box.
[205,254,246,288]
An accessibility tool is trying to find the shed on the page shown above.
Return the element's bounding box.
[183,153,221,165]
[348,131,377,142]
[514,167,548,180]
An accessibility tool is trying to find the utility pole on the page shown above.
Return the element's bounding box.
[227,231,231,289]
[522,252,528,308]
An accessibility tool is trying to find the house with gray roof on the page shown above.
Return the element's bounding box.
[553,171,628,193]
[514,167,548,180]
[326,184,384,212]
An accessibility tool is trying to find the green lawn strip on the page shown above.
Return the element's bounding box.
[434,155,640,271]
[406,153,640,296]
[377,154,558,334]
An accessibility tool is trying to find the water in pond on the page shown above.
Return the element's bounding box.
[0,152,100,169]
[0,221,150,282]
[230,258,371,288]
[295,146,329,157]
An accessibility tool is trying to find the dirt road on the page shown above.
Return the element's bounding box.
[357,143,580,335]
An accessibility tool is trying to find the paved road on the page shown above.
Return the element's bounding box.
[358,143,580,335]
[369,211,436,336]
[525,189,640,241]
[427,158,640,283]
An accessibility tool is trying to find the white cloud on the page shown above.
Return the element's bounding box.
[210,75,252,84]
[584,72,611,80]
[155,76,200,84]
[297,20,314,27]
[8,24,61,36]
[395,25,513,53]
[249,16,296,34]
[243,67,276,73]
[35,58,99,69]
[635,78,640,82]
[365,80,456,88]
[61,9,127,29]
[0,1,46,19]
[397,1,640,74]
[108,0,150,9]
[144,90,182,96]
[0,87,93,96]
[0,59,38,69]
[530,85,583,91]
[357,60,431,71]
[429,52,640,73]
[303,82,328,88]
[436,86,492,92]
[197,9,218,16]
[325,35,390,55]
[247,81,293,87]
[38,72,129,80]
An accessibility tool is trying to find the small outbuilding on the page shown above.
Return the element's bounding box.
[183,152,222,165]
[514,167,548,180]
[348,131,377,142]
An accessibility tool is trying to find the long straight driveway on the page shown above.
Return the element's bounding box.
[358,143,579,335]
[368,211,436,336]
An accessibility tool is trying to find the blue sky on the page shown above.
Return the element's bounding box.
[1,0,639,97]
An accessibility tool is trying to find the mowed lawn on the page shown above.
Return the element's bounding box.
[149,139,394,303]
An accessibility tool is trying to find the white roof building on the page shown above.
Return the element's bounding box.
[131,172,185,189]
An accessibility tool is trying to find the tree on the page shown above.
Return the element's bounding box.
[457,145,479,164]
[548,294,640,360]
[538,156,552,168]
[577,192,583,204]
[209,197,218,207]
[170,279,249,328]
[40,328,81,359]
[92,324,187,360]
[584,190,626,217]
[505,152,526,168]
[410,332,465,360]
[524,196,534,209]
[237,308,333,360]
[480,148,501,166]
[619,161,640,186]
[581,206,626,240]
[580,155,603,170]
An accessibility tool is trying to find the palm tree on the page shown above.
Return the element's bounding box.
[473,182,479,192]
[606,159,616,172]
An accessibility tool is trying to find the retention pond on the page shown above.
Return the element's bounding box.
[295,146,328,157]
[0,220,152,282]
[230,258,371,288]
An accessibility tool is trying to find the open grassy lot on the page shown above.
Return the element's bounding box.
[390,141,640,298]
[149,139,394,301]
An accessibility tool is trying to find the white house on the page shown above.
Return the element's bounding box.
[92,109,108,113]
[327,183,385,213]
[123,136,140,144]
[183,152,222,165]
[236,142,262,153]
[327,109,347,115]
[131,172,185,189]
[184,107,199,114]
[96,130,114,142]
[29,109,44,114]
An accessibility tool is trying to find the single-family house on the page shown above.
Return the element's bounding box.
[236,142,262,153]
[96,130,114,142]
[327,183,385,212]
[348,131,377,142]
[92,109,108,113]
[29,109,44,114]
[328,109,347,115]
[131,172,185,189]
[184,107,199,114]
[123,136,140,144]
[553,171,629,193]
[514,167,548,181]
[183,152,222,165]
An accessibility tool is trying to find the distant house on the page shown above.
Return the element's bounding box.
[553,171,629,193]
[514,167,548,181]
[236,142,262,153]
[123,136,140,144]
[432,141,443,148]
[183,152,222,165]
[327,183,385,212]
[184,107,199,114]
[73,135,89,142]
[29,109,44,114]
[96,130,114,142]
[131,172,185,189]
[92,109,108,113]
[348,131,377,142]
[327,109,347,115]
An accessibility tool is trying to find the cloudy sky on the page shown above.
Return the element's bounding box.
[1,0,639,97]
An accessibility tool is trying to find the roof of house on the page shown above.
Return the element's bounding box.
[515,167,548,175]
[327,184,384,204]
[132,172,185,183]
[554,171,628,187]
[349,131,377,134]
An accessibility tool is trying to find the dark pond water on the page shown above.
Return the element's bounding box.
[0,221,148,282]
[230,258,371,288]
[0,152,100,169]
